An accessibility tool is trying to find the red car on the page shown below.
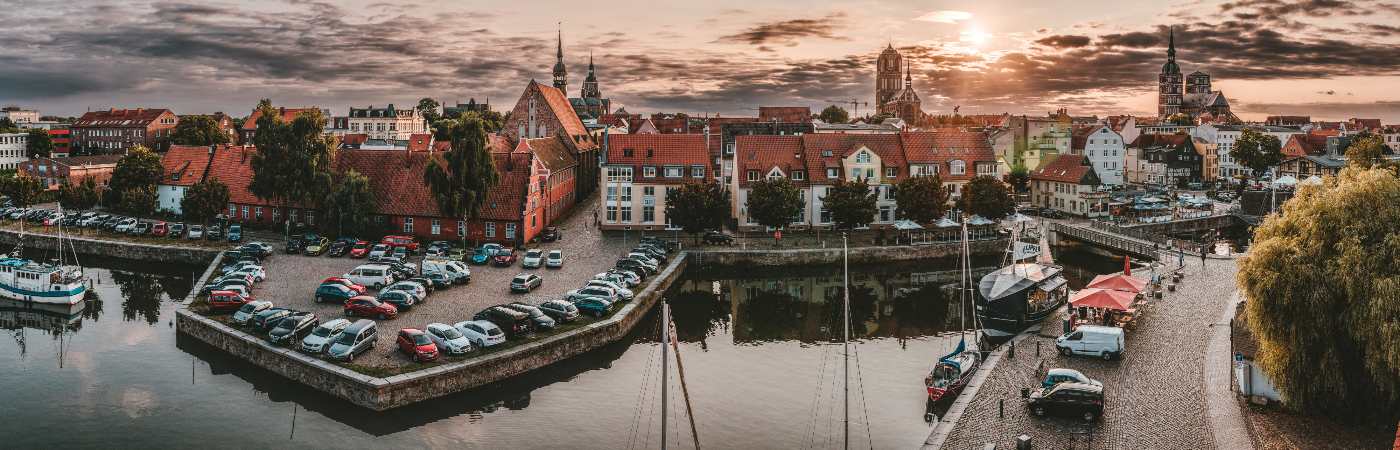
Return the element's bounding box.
[322,277,366,295]
[343,295,397,319]
[397,328,439,362]
[208,290,254,313]
[348,241,370,258]
[152,222,169,236]
[494,247,517,266]
[382,235,419,253]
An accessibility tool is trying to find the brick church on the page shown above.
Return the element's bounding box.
[1157,28,1239,122]
[551,32,612,120]
[875,44,925,121]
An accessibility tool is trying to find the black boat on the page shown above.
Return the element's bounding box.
[976,263,1068,326]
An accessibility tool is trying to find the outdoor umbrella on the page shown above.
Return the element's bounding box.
[1086,274,1148,293]
[1302,175,1323,186]
[1274,175,1298,186]
[1013,213,1036,222]
[1069,288,1136,311]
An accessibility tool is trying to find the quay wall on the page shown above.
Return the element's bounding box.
[176,252,688,411]
[0,228,220,265]
[696,238,1007,267]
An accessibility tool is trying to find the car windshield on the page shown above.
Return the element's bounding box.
[486,327,503,336]
[311,325,336,337]
[230,226,241,232]
[336,332,357,345]
[513,277,527,284]
[474,249,487,256]
[526,250,542,258]
[238,303,260,313]
[275,318,298,330]
[439,327,464,339]
[527,309,543,318]
[549,252,561,258]
[373,244,388,251]
[412,334,432,346]
[353,243,366,249]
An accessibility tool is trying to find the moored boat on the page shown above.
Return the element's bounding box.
[927,219,984,402]
[0,258,86,305]
[976,263,1069,326]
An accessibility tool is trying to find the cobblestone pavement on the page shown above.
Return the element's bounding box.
[243,193,632,368]
[939,256,1241,450]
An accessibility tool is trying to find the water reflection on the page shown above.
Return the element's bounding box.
[0,299,85,365]
[114,271,167,324]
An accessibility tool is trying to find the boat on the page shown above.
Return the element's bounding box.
[926,219,984,402]
[976,221,1069,327]
[1,204,87,305]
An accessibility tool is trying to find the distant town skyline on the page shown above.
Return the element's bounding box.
[2,0,1399,122]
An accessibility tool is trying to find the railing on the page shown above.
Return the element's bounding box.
[900,229,1001,246]
[1051,222,1160,257]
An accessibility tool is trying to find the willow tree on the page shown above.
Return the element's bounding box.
[1237,167,1400,421]
[424,114,499,223]
[247,100,338,228]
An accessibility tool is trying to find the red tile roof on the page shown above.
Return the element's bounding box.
[204,146,262,206]
[897,131,995,181]
[1308,129,1341,136]
[1129,134,1190,148]
[407,134,433,151]
[605,134,709,170]
[161,145,214,187]
[339,134,369,148]
[1031,154,1096,184]
[1284,134,1328,157]
[534,81,596,149]
[629,118,659,135]
[520,136,578,173]
[757,107,811,122]
[707,117,761,152]
[1071,125,1104,150]
[73,108,174,127]
[734,136,807,188]
[651,118,700,134]
[242,108,318,131]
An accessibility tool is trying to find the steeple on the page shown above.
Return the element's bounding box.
[552,28,569,94]
[582,52,601,99]
[905,61,912,87]
[1161,25,1180,74]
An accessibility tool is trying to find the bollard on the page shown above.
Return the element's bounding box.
[1021,388,1030,399]
[1008,341,1015,358]
[1016,435,1032,450]
[999,398,1004,418]
[1036,341,1041,356]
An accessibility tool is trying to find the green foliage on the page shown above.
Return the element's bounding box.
[418,98,441,124]
[479,110,505,132]
[108,145,164,207]
[867,114,892,124]
[322,171,378,238]
[118,185,158,217]
[1,173,44,208]
[25,128,55,159]
[57,176,101,211]
[424,114,500,220]
[664,180,732,239]
[744,177,804,230]
[1347,131,1387,169]
[820,177,878,230]
[817,105,850,124]
[1229,128,1284,180]
[893,174,950,224]
[181,178,231,226]
[1166,114,1194,126]
[169,114,232,146]
[0,117,17,134]
[1237,167,1400,422]
[956,175,1015,219]
[40,115,78,122]
[1008,164,1031,192]
[247,99,338,210]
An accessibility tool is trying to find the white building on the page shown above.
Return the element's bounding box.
[1074,125,1126,186]
[0,110,40,124]
[347,104,425,141]
[0,133,29,169]
[1194,124,1301,180]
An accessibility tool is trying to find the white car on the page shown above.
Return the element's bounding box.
[584,280,632,300]
[187,225,204,239]
[344,264,396,290]
[565,287,620,303]
[224,267,265,283]
[115,218,138,233]
[454,320,507,348]
[545,250,563,268]
[425,323,473,355]
[521,249,544,268]
[300,318,352,353]
[598,271,640,287]
[627,252,660,266]
[385,281,426,300]
[232,300,273,325]
[368,243,391,260]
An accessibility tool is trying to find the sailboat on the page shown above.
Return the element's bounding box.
[0,203,87,305]
[926,219,983,402]
[976,219,1068,326]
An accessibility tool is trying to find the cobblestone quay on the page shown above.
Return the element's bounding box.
[0,227,221,265]
[936,256,1241,450]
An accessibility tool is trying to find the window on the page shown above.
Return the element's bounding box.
[229,204,236,217]
[643,206,655,223]
[724,160,733,169]
[607,186,617,202]
[621,206,632,223]
[241,205,249,220]
[855,151,871,163]
[883,187,894,200]
[691,167,704,178]
[254,207,263,221]
[827,168,838,178]
[486,222,496,237]
[621,187,632,202]
[403,218,414,233]
[793,171,804,181]
[431,219,441,235]
[664,167,682,178]
[643,166,657,177]
[866,168,875,178]
[308,212,314,226]
[607,166,633,181]
[851,168,861,179]
[272,208,280,222]
[459,221,467,237]
[506,223,516,239]
[606,208,617,223]
[643,186,655,196]
[950,160,966,175]
[879,206,890,222]
[291,210,298,224]
[886,168,896,177]
[747,171,759,181]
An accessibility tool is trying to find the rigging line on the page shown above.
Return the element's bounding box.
[804,298,840,449]
[850,340,875,450]
[644,346,661,450]
[823,342,842,450]
[627,325,662,450]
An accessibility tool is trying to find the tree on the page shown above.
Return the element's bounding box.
[181,178,231,228]
[1229,128,1284,182]
[867,114,892,124]
[892,174,950,224]
[169,114,232,146]
[820,177,878,230]
[424,114,500,221]
[25,128,55,159]
[118,185,157,217]
[1166,114,1194,126]
[1237,167,1400,422]
[956,175,1015,219]
[479,110,505,132]
[1008,164,1031,193]
[417,98,441,124]
[322,171,378,238]
[107,145,164,207]
[57,176,102,211]
[0,174,44,208]
[248,99,338,216]
[745,178,805,237]
[0,117,17,134]
[817,105,850,124]
[664,180,732,243]
[1347,131,1387,169]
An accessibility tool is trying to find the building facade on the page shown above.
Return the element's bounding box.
[19,155,120,189]
[347,105,425,141]
[875,45,923,120]
[0,133,28,169]
[1194,124,1301,180]
[158,145,218,214]
[1073,125,1125,186]
[1030,154,1109,218]
[1157,28,1239,122]
[70,108,179,154]
[599,135,710,232]
[240,107,335,144]
[500,80,601,198]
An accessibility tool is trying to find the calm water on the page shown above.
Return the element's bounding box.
[0,248,1118,449]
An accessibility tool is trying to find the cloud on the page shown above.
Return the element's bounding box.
[1234,100,1400,120]
[1033,35,1092,48]
[912,11,972,24]
[714,13,851,46]
[1318,90,1336,94]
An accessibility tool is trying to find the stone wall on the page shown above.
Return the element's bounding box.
[0,228,221,265]
[695,238,1007,268]
[176,252,688,411]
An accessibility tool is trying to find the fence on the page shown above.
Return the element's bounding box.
[1060,221,1204,256]
[898,227,1001,246]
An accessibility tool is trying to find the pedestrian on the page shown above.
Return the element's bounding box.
[1201,247,1208,268]
[593,210,599,226]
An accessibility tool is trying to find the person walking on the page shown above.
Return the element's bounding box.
[1201,245,1208,268]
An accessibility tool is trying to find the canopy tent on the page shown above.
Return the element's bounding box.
[968,217,996,226]
[1013,213,1036,222]
[892,219,924,230]
[934,218,959,228]
[1274,175,1298,186]
[1086,274,1148,293]
[1138,196,1168,203]
[1302,175,1323,186]
[1069,288,1136,311]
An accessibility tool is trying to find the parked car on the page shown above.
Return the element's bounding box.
[377,291,417,311]
[86,214,110,228]
[168,222,186,238]
[521,249,544,268]
[633,246,667,264]
[471,243,503,265]
[627,252,660,267]
[509,273,542,292]
[285,238,304,254]
[227,266,266,282]
[349,241,370,258]
[250,308,294,332]
[315,283,356,304]
[573,297,613,317]
[1055,325,1124,360]
[344,264,395,290]
[202,281,252,298]
[397,328,440,362]
[115,218,137,233]
[584,280,632,300]
[424,272,452,289]
[328,239,353,257]
[343,295,397,319]
[44,212,65,226]
[381,260,417,280]
[232,301,273,325]
[704,231,734,245]
[541,227,561,242]
[207,290,254,313]
[473,306,533,338]
[566,287,619,303]
[1042,368,1103,389]
[300,319,352,353]
[303,236,330,256]
[616,258,657,276]
[327,319,379,362]
[402,277,435,294]
[268,312,320,344]
[368,243,391,260]
[446,248,467,262]
[502,303,556,330]
[382,235,419,253]
[239,242,275,258]
[422,259,471,284]
[206,224,222,240]
[612,265,648,281]
[494,247,517,266]
[60,213,79,226]
[600,270,640,287]
[424,322,473,355]
[454,320,507,348]
[536,300,580,323]
[322,277,366,295]
[385,281,427,301]
[545,250,563,268]
[187,224,204,240]
[424,241,451,257]
[640,236,673,252]
[224,224,242,242]
[1027,382,1105,422]
[390,245,408,260]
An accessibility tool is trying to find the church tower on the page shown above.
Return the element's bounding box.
[875,44,903,105]
[581,53,601,99]
[1158,27,1183,117]
[552,31,568,95]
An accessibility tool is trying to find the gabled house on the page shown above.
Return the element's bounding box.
[1128,134,1200,187]
[1030,154,1107,218]
[158,145,219,214]
[734,135,812,232]
[1072,125,1126,186]
[70,108,180,154]
[240,107,333,144]
[512,136,579,227]
[600,134,710,231]
[499,80,600,197]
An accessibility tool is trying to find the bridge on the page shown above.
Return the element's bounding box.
[1047,219,1222,260]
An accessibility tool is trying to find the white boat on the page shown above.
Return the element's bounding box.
[3,204,87,305]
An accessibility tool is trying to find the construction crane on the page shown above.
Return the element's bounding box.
[825,99,867,120]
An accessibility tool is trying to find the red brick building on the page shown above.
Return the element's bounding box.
[1283,134,1327,158]
[239,107,333,144]
[20,155,122,189]
[499,80,600,198]
[512,136,579,226]
[49,129,70,157]
[70,108,179,154]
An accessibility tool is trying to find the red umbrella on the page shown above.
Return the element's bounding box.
[1124,256,1131,277]
[1070,288,1136,311]
[1086,274,1148,293]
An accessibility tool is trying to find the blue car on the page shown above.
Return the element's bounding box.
[315,283,355,304]
[1041,368,1103,389]
[226,224,244,242]
[470,244,503,265]
[377,291,416,311]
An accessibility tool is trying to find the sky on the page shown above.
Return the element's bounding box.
[2,0,1399,123]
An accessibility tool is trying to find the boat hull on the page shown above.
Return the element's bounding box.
[0,283,86,305]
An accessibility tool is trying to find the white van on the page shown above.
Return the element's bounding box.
[422,259,471,284]
[344,264,394,290]
[1055,325,1124,360]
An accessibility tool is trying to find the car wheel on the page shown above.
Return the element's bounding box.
[378,312,387,320]
[344,309,353,316]
[474,339,483,347]
[1061,347,1073,356]
[1102,351,1113,361]
[316,295,325,303]
[1034,407,1045,417]
[348,352,355,362]
[595,311,604,317]
[1083,412,1096,422]
[373,283,383,290]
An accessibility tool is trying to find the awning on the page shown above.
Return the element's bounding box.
[1274,175,1298,186]
[1302,175,1323,185]
[1086,274,1147,293]
[1013,213,1036,222]
[934,218,959,228]
[1040,276,1068,292]
[968,217,996,225]
[892,219,923,230]
[1069,288,1136,311]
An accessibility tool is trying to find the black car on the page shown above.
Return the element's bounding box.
[285,238,304,254]
[103,216,123,230]
[1027,382,1105,422]
[474,306,533,338]
[328,239,353,257]
[613,264,647,280]
[61,214,81,226]
[207,224,223,240]
[541,227,561,242]
[639,236,673,252]
[703,232,734,245]
[250,308,294,332]
[633,247,667,264]
[268,312,320,344]
[220,252,260,267]
[502,303,556,330]
[403,277,435,293]
[383,261,416,280]
[423,272,452,289]
[616,258,657,275]
[377,291,417,311]
[237,243,274,258]
[169,222,186,238]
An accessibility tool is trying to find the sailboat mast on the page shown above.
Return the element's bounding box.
[842,232,850,450]
[661,300,669,450]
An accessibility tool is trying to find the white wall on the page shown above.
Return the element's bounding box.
[158,184,188,214]
[0,133,28,170]
[1235,360,1281,402]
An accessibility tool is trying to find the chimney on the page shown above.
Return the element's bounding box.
[209,145,216,155]
[109,108,115,114]
[136,108,142,115]
[279,107,285,116]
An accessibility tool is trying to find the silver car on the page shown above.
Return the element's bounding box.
[425,323,473,355]
[521,249,544,268]
[545,250,563,268]
[232,300,273,325]
[301,319,352,353]
[585,280,632,300]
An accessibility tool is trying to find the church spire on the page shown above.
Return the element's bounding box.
[552,26,568,95]
[1167,25,1176,61]
[905,61,912,87]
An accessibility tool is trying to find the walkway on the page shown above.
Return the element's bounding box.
[1205,291,1252,450]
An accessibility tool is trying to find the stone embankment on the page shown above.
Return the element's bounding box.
[0,228,220,265]
[696,238,1006,267]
